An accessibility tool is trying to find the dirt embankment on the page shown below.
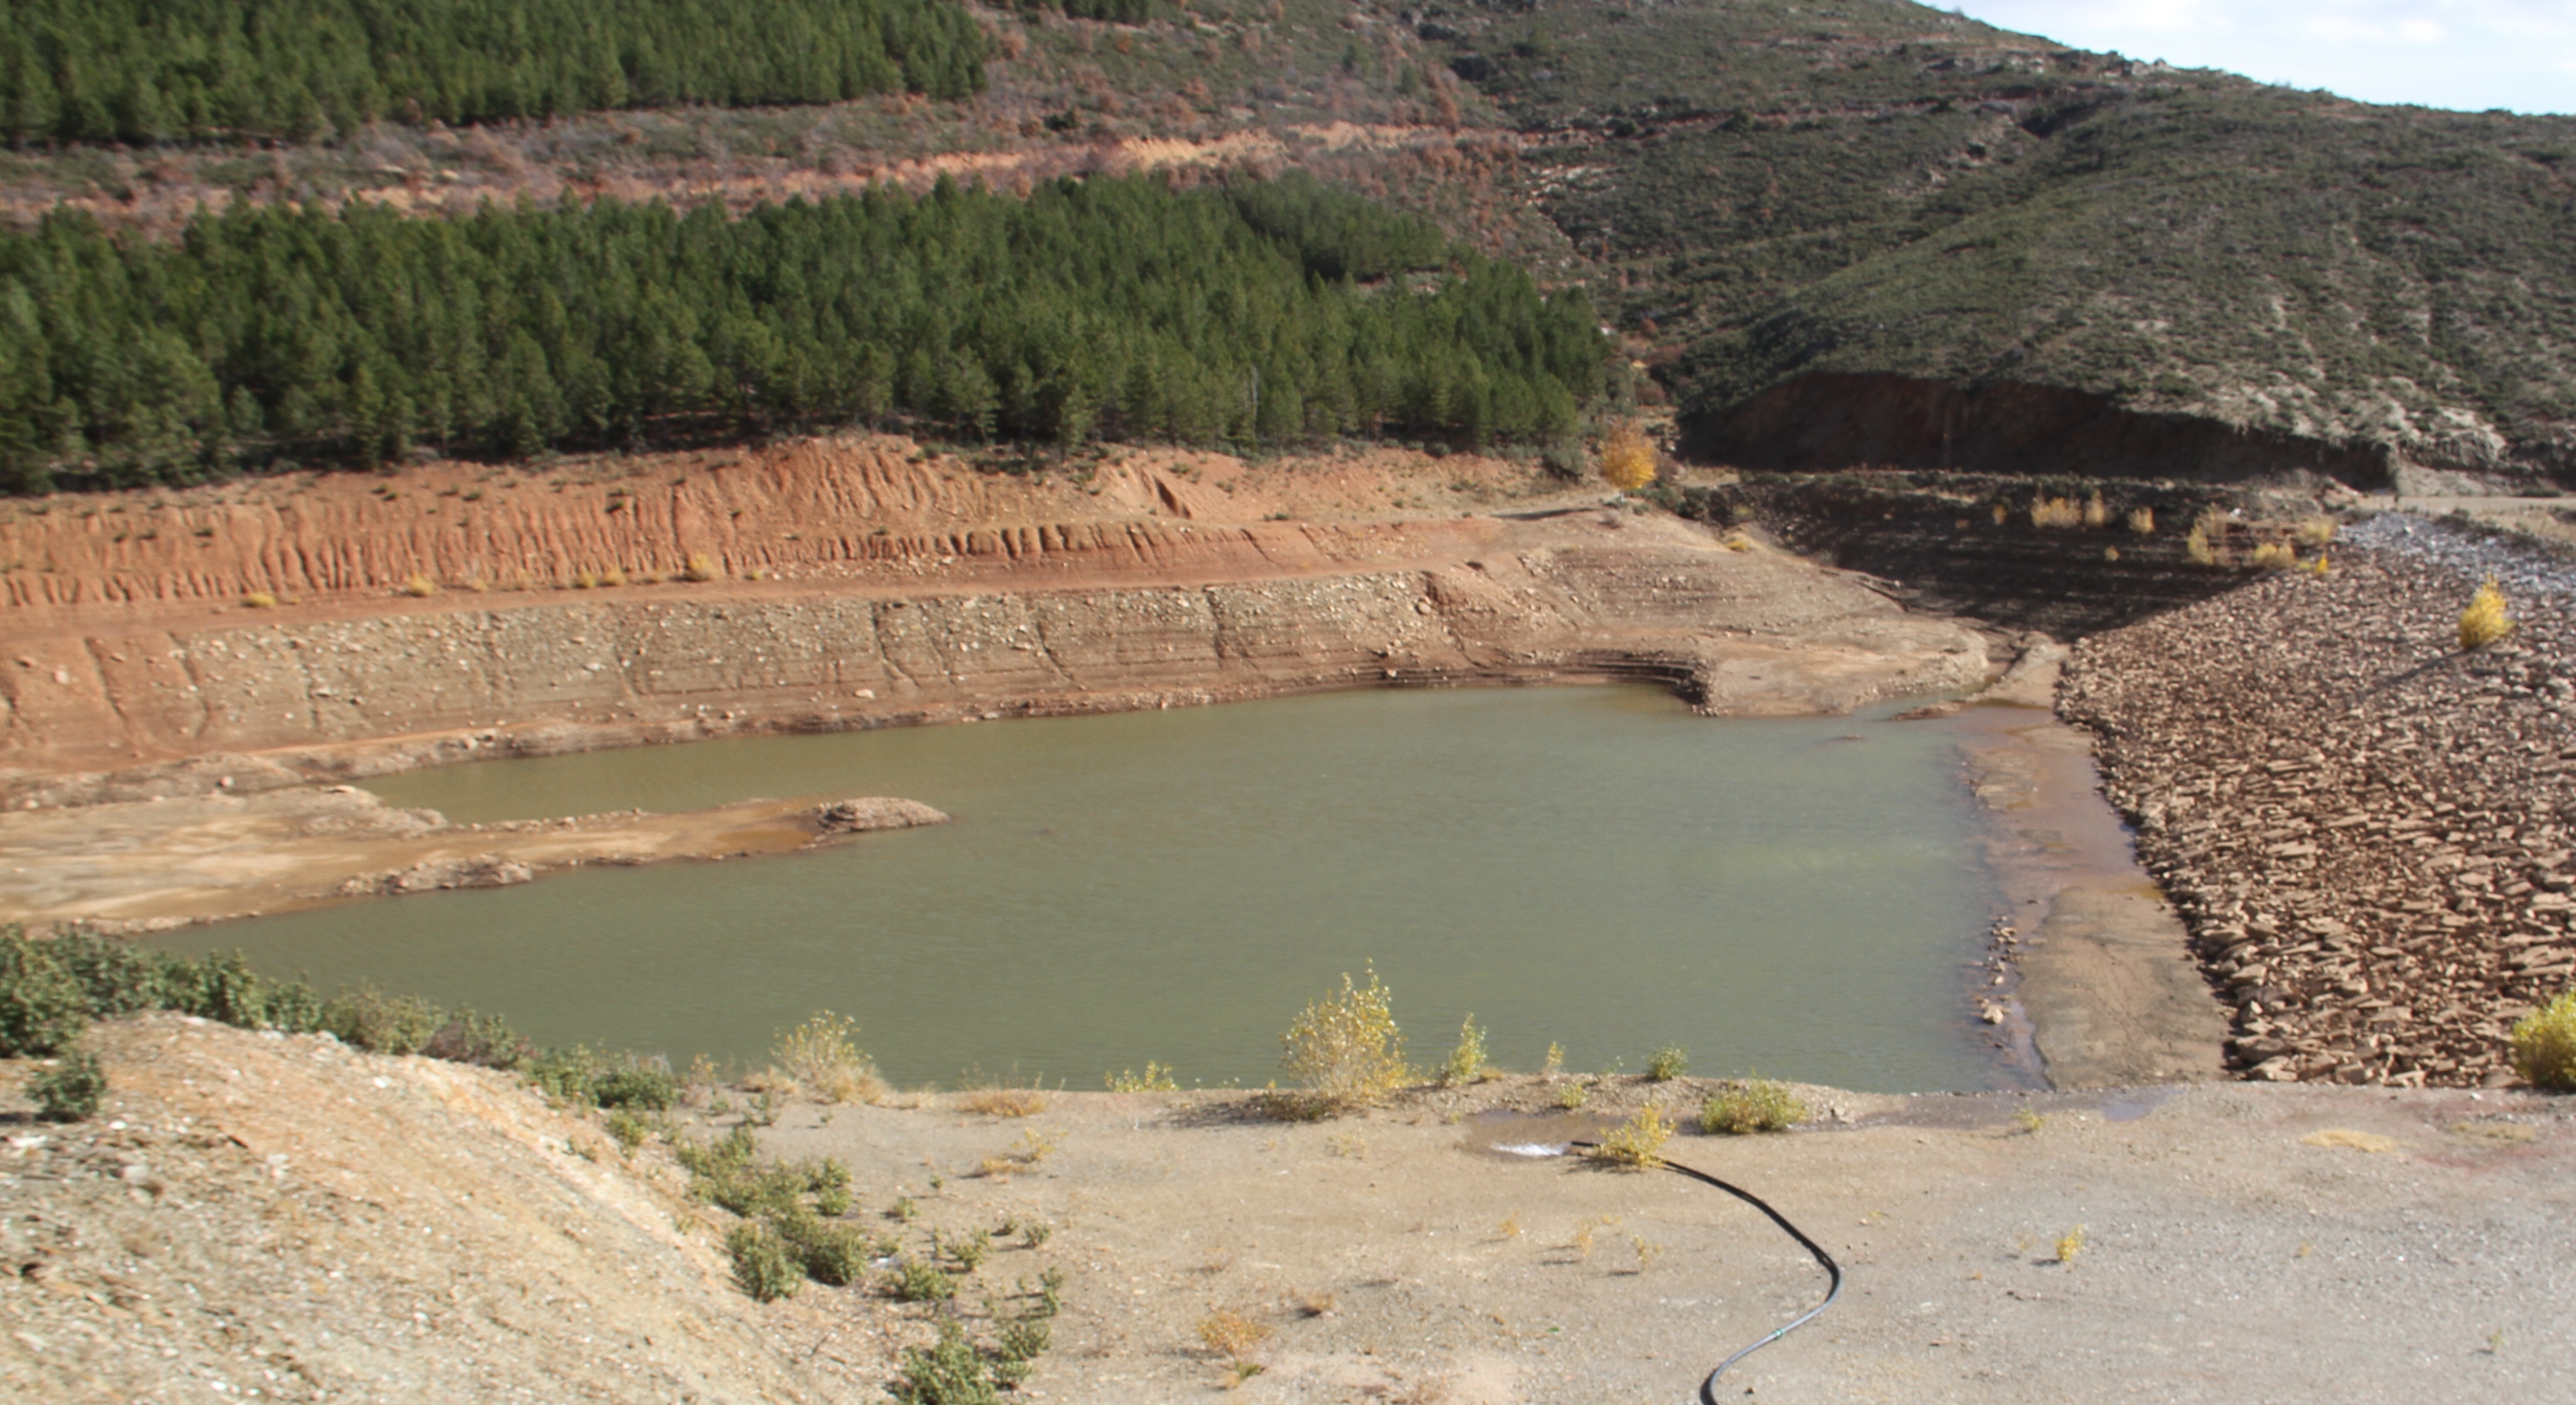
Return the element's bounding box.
[8,1016,2571,1404]
[2063,547,2576,1088]
[0,436,1992,785]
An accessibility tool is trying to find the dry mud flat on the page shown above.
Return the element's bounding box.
[5,1018,2572,1405]
[2064,533,2576,1087]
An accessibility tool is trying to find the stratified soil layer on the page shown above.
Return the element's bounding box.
[0,436,1991,781]
[2064,549,2576,1087]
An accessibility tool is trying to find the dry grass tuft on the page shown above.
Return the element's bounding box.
[2459,576,2514,650]
[2081,492,2109,529]
[1197,1308,1271,1364]
[2185,507,2229,567]
[2294,516,2338,549]
[2029,496,2082,529]
[2249,541,2298,570]
[2053,1225,2087,1264]
[977,1128,1059,1178]
[681,551,719,582]
[959,1085,1048,1118]
[242,590,278,608]
[402,573,438,597]
[2301,1128,2401,1154]
[2126,505,2156,536]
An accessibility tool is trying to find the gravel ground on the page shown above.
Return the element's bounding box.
[2064,513,2576,1087]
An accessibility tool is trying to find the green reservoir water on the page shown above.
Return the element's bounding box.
[166,687,2017,1092]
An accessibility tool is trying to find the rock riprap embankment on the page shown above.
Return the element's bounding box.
[2063,529,2576,1087]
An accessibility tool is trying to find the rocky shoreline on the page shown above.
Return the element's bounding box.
[2063,521,2576,1087]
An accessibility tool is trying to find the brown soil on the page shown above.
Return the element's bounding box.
[2064,549,2576,1087]
[8,1017,2571,1404]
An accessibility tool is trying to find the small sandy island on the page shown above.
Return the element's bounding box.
[0,786,947,930]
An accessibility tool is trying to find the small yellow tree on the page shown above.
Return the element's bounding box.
[1280,967,1409,1113]
[1598,424,1657,491]
[2459,576,2513,650]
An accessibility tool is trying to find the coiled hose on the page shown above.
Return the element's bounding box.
[1566,1140,1844,1403]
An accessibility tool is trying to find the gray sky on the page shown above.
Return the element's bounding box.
[1949,1,2576,114]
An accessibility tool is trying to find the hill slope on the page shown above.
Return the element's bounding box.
[1408,0,2576,486]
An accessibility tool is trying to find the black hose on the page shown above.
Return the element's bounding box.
[1568,1140,1843,1402]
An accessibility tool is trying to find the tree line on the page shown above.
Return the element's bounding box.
[0,172,1607,491]
[0,0,989,144]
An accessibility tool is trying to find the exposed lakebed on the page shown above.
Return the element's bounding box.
[162,687,2020,1091]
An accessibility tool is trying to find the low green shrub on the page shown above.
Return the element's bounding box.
[886,1255,958,1302]
[421,1010,535,1068]
[786,1218,877,1287]
[2511,991,2576,1091]
[324,985,446,1055]
[1700,1078,1807,1134]
[604,1109,653,1153]
[1440,1015,1488,1087]
[727,1222,803,1303]
[891,1320,999,1405]
[29,1048,107,1120]
[991,1315,1051,1389]
[0,929,88,1057]
[591,1066,680,1111]
[1646,1044,1690,1081]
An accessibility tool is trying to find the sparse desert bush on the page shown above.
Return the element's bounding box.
[1589,1104,1674,1168]
[1542,1041,1565,1075]
[2030,496,2082,529]
[601,566,628,587]
[1197,1308,1271,1365]
[1700,1077,1807,1134]
[2054,1224,2087,1264]
[2185,507,2229,566]
[591,1064,680,1111]
[2081,492,2108,529]
[2510,991,2576,1090]
[1598,424,1657,491]
[572,568,598,589]
[2127,506,2156,535]
[1645,1043,1688,1081]
[1105,1061,1180,1091]
[1556,1079,1590,1109]
[1275,966,1409,1115]
[29,1047,107,1120]
[243,590,278,608]
[775,1012,885,1104]
[682,551,719,582]
[1439,1015,1488,1087]
[2460,576,2514,650]
[403,573,438,597]
[2295,516,2338,549]
[604,1108,652,1153]
[727,1221,803,1302]
[2249,541,2297,570]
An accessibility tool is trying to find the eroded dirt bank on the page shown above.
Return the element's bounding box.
[6,1017,2570,1404]
[2064,537,2576,1088]
[0,436,1991,784]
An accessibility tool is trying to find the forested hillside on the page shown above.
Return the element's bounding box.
[0,174,1602,491]
[0,0,989,142]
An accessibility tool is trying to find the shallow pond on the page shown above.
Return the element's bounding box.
[166,686,2019,1092]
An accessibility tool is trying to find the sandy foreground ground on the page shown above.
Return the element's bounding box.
[4,1017,2569,1405]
